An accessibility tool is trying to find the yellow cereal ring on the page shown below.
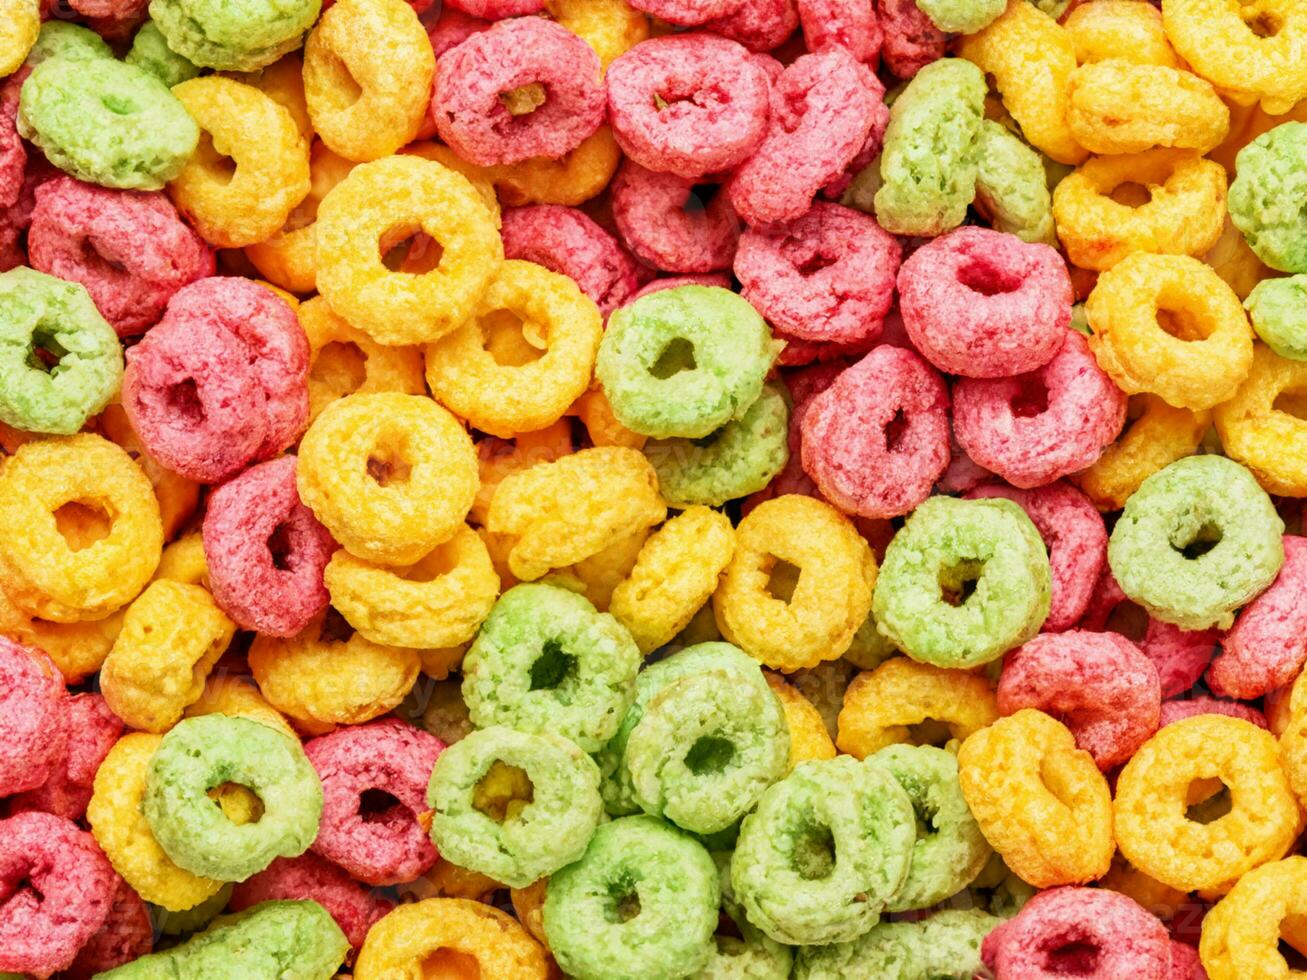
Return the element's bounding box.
[1163,0,1307,115]
[1278,697,1307,807]
[315,154,504,346]
[297,392,479,566]
[1203,216,1276,301]
[472,423,575,527]
[297,296,425,424]
[1116,714,1300,892]
[355,898,549,979]
[568,385,646,449]
[764,672,837,769]
[480,527,521,593]
[1214,344,1307,496]
[1066,62,1229,156]
[0,0,38,78]
[1100,853,1191,924]
[168,76,311,248]
[425,260,604,438]
[608,505,735,654]
[417,644,467,680]
[249,610,420,734]
[957,708,1114,888]
[491,127,624,208]
[0,579,122,684]
[395,861,503,905]
[511,878,551,948]
[0,433,162,623]
[403,141,503,219]
[1065,0,1180,68]
[546,0,648,69]
[486,446,666,582]
[182,673,298,740]
[230,53,313,143]
[99,579,235,733]
[1070,394,1211,511]
[87,733,226,912]
[153,533,209,588]
[712,494,875,673]
[303,0,434,162]
[1200,857,1307,980]
[97,402,201,542]
[958,1,1087,165]
[548,526,649,612]
[1085,252,1254,410]
[325,525,500,650]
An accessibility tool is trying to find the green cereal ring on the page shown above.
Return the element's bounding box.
[98,900,348,978]
[874,58,986,237]
[17,56,198,191]
[643,382,789,509]
[624,669,790,835]
[872,496,1051,669]
[461,583,641,754]
[1229,123,1307,274]
[974,120,1057,246]
[1027,0,1070,16]
[598,286,778,440]
[143,715,323,882]
[794,908,1002,980]
[1108,454,1285,630]
[24,21,112,68]
[694,852,793,980]
[152,882,235,936]
[843,610,898,672]
[915,0,1004,34]
[968,852,1036,918]
[731,757,916,946]
[0,268,122,435]
[148,0,321,71]
[127,20,201,88]
[427,725,602,889]
[1245,275,1307,361]
[544,815,720,980]
[596,642,781,816]
[866,744,990,912]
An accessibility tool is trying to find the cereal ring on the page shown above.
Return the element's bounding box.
[1160,697,1268,731]
[1215,344,1307,495]
[765,672,837,769]
[0,0,38,77]
[958,709,1114,888]
[1108,454,1284,631]
[303,0,433,162]
[1245,274,1307,361]
[877,0,945,80]
[149,0,321,71]
[610,161,740,274]
[796,0,881,62]
[1116,714,1300,892]
[1066,61,1229,157]
[10,691,121,821]
[913,0,1000,33]
[1200,856,1307,980]
[701,0,798,51]
[315,155,503,345]
[63,874,153,978]
[1065,0,1180,68]
[897,226,1071,379]
[356,898,548,979]
[125,19,199,87]
[424,259,603,438]
[96,403,200,541]
[434,18,604,167]
[835,656,998,760]
[544,0,648,68]
[628,0,736,25]
[0,433,161,622]
[183,673,296,740]
[545,815,719,979]
[973,119,1057,246]
[1228,122,1307,275]
[0,638,64,797]
[796,908,1001,980]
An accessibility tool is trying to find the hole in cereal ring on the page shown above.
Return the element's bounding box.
[684,735,735,776]
[311,341,368,398]
[1273,389,1307,422]
[529,639,575,691]
[500,82,547,117]
[1104,601,1148,644]
[473,760,535,823]
[683,184,721,214]
[366,445,412,486]
[604,874,642,923]
[208,783,265,824]
[650,337,697,379]
[267,523,294,571]
[379,224,444,275]
[1044,940,1101,974]
[956,256,1022,296]
[420,947,483,978]
[1156,308,1212,343]
[482,309,547,367]
[1108,181,1153,208]
[28,328,69,374]
[321,47,364,105]
[793,822,837,881]
[1185,780,1231,824]
[905,719,954,748]
[357,787,406,823]
[166,378,206,424]
[797,251,839,277]
[1244,9,1283,36]
[195,132,237,186]
[1009,375,1050,418]
[884,408,909,452]
[1278,927,1307,970]
[939,559,983,607]
[766,558,802,603]
[1171,520,1222,560]
[395,540,459,584]
[100,93,138,116]
[53,501,112,551]
[320,607,356,643]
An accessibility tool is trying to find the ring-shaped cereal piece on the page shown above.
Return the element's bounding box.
[611,160,740,274]
[973,120,1057,246]
[425,260,603,438]
[167,76,310,249]
[797,908,1001,980]
[0,0,38,77]
[357,898,548,979]
[0,267,122,435]
[149,0,321,71]
[489,125,623,208]
[315,154,503,345]
[0,638,65,797]
[1108,454,1284,631]
[1245,274,1307,361]
[1214,344,1307,496]
[1065,0,1180,68]
[958,709,1114,888]
[126,20,200,88]
[765,672,837,770]
[1228,122,1307,275]
[1115,714,1301,893]
[1085,252,1254,410]
[544,0,648,68]
[1200,857,1307,980]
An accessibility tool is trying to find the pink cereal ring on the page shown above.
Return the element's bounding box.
[997,630,1161,770]
[797,0,882,65]
[800,344,950,519]
[0,811,117,976]
[10,693,123,822]
[628,273,732,302]
[982,887,1171,980]
[1208,535,1307,700]
[735,201,900,347]
[62,875,152,980]
[702,0,799,53]
[1159,697,1268,731]
[897,226,1071,378]
[1167,941,1206,980]
[952,330,1128,489]
[743,362,845,514]
[501,205,646,315]
[610,160,741,274]
[606,34,772,180]
[728,49,882,226]
[966,481,1107,633]
[426,6,490,58]
[0,638,67,798]
[202,456,335,639]
[27,177,214,337]
[936,433,993,495]
[821,114,889,200]
[305,718,445,886]
[876,0,945,79]
[443,0,543,18]
[433,17,604,167]
[1,73,27,211]
[230,852,395,950]
[773,327,877,366]
[629,0,742,27]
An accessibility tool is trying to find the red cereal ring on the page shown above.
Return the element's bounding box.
[997,630,1161,770]
[965,481,1107,633]
[10,693,123,822]
[230,852,395,950]
[426,6,490,58]
[981,887,1171,980]
[0,638,66,798]
[27,176,214,338]
[876,0,945,79]
[800,344,950,519]
[202,456,334,639]
[735,201,900,347]
[897,226,1072,379]
[702,0,799,53]
[305,718,445,886]
[610,160,740,273]
[952,330,1128,490]
[61,875,152,980]
[444,0,543,18]
[1208,535,1307,700]
[936,432,994,495]
[728,49,883,226]
[797,0,882,65]
[628,272,732,302]
[501,204,646,314]
[433,17,605,167]
[773,327,876,367]
[1,74,27,211]
[630,0,741,27]
[1159,697,1268,731]
[821,114,889,200]
[0,811,117,976]
[605,34,772,180]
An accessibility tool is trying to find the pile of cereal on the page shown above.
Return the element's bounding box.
[0,0,1304,974]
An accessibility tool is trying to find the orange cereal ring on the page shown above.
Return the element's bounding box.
[491,127,624,208]
[355,898,549,979]
[551,526,650,612]
[1214,344,1307,496]
[403,142,503,219]
[568,385,646,449]
[1064,0,1180,68]
[1200,856,1307,980]
[764,672,836,769]
[229,52,313,143]
[545,0,648,68]
[1065,62,1229,157]
[471,422,575,527]
[97,403,200,542]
